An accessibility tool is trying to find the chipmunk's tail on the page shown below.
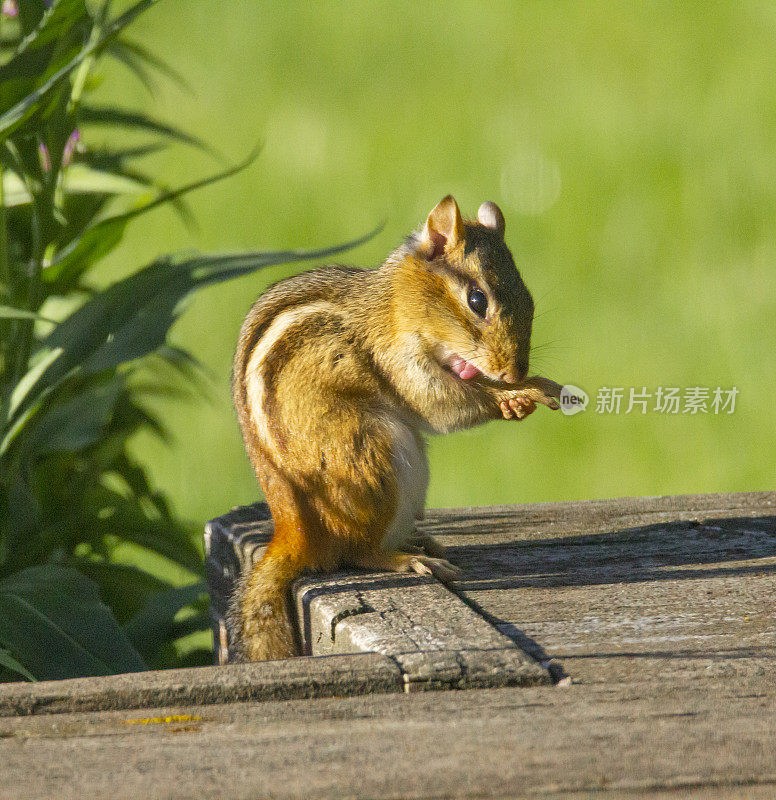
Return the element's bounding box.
[230,546,308,661]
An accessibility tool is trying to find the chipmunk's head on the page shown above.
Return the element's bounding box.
[396,195,534,386]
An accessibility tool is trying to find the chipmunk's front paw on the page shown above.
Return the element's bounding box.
[500,396,536,420]
[499,376,563,419]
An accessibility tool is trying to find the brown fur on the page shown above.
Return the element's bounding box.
[230,197,563,661]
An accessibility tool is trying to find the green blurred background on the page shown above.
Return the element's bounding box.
[93,1,775,526]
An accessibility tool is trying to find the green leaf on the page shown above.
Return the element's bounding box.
[112,36,189,91]
[83,489,204,575]
[0,0,159,140]
[60,163,149,195]
[0,305,55,323]
[0,0,88,111]
[7,346,63,422]
[107,37,191,96]
[0,647,36,682]
[24,377,122,458]
[81,284,180,373]
[45,215,130,286]
[71,560,172,624]
[106,40,158,94]
[83,143,167,168]
[0,467,42,572]
[0,565,147,680]
[154,344,206,383]
[104,521,203,577]
[17,1,48,38]
[123,582,207,665]
[3,0,88,72]
[47,145,260,284]
[78,105,210,151]
[0,169,32,206]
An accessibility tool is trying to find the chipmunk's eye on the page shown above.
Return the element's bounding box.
[467,285,488,318]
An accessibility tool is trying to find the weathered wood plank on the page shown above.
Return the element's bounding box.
[204,504,272,664]
[421,492,776,686]
[205,503,553,687]
[295,570,550,688]
[6,493,771,798]
[0,654,401,717]
[1,681,774,799]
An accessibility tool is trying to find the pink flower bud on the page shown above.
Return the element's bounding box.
[38,142,51,172]
[62,129,81,167]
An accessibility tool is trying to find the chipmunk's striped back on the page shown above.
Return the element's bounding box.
[232,267,365,475]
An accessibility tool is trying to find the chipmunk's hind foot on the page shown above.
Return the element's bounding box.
[406,531,447,558]
[407,554,461,581]
[353,549,461,582]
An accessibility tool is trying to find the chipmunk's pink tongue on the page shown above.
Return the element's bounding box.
[449,356,480,380]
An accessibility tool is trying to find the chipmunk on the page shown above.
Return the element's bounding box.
[230,196,563,661]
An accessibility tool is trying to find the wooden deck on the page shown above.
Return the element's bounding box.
[1,492,774,799]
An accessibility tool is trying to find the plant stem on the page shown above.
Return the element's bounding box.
[6,10,102,388]
[68,16,101,114]
[0,164,8,290]
[0,163,8,380]
[0,163,8,284]
[10,201,43,387]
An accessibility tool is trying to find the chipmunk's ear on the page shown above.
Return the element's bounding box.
[477,201,505,238]
[419,195,464,260]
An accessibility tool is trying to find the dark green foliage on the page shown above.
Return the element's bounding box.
[0,0,367,681]
[0,565,146,680]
